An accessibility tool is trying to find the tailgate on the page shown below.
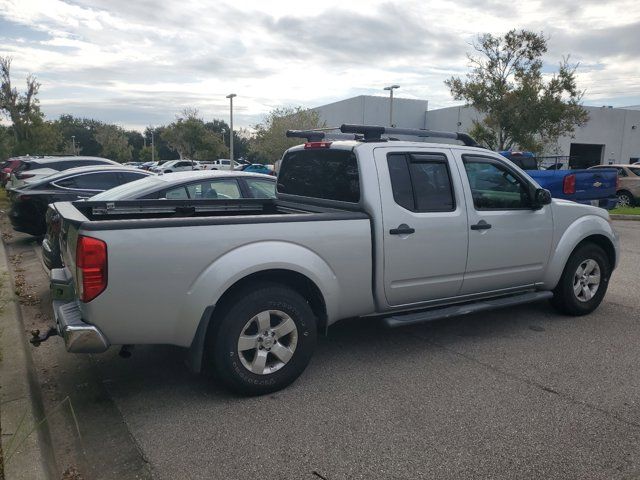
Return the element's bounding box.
[528,169,616,201]
[53,201,88,285]
[573,169,617,200]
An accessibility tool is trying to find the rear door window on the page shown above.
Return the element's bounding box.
[164,186,189,199]
[278,149,360,203]
[54,172,121,191]
[387,153,455,212]
[185,179,241,199]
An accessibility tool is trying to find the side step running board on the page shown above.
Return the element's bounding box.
[383,291,553,328]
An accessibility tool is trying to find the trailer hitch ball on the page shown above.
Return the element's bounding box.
[29,327,59,347]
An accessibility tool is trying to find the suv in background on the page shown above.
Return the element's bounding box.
[7,156,118,189]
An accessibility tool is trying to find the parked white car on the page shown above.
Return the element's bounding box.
[150,160,201,174]
[7,156,118,189]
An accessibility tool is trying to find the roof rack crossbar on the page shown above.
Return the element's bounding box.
[286,129,363,142]
[339,124,478,146]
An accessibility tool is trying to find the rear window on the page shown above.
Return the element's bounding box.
[90,175,164,200]
[510,156,538,170]
[14,161,39,172]
[277,149,360,203]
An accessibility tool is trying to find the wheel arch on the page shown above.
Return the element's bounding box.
[187,268,329,373]
[542,215,618,290]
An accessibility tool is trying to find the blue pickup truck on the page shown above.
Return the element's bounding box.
[499,151,618,209]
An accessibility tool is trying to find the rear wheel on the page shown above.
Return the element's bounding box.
[207,283,317,395]
[551,243,610,315]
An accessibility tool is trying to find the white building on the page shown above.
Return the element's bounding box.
[313,96,640,168]
[426,105,640,168]
[313,95,428,129]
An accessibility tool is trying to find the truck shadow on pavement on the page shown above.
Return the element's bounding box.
[90,300,560,400]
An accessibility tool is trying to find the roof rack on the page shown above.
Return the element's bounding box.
[340,124,479,147]
[286,128,363,142]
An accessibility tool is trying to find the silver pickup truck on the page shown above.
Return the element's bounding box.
[47,125,619,395]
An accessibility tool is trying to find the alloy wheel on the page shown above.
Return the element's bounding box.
[573,259,601,302]
[237,310,298,375]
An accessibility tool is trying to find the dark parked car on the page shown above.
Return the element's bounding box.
[42,170,276,269]
[9,166,151,237]
[6,156,118,189]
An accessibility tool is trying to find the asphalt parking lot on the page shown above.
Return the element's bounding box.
[3,220,640,479]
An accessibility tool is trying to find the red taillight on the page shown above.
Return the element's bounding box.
[76,236,107,302]
[616,175,620,189]
[304,141,332,149]
[17,173,35,179]
[17,194,31,201]
[563,174,576,195]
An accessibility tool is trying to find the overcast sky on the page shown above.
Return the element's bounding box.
[1,0,639,131]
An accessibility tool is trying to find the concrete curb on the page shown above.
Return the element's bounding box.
[610,215,640,221]
[0,238,56,479]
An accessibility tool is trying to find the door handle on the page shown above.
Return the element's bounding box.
[470,220,492,231]
[389,224,415,235]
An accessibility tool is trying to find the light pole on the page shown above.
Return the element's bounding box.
[383,85,400,127]
[151,129,155,163]
[226,93,236,169]
[71,135,76,155]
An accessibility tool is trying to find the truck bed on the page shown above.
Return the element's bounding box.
[54,197,375,347]
[56,198,368,231]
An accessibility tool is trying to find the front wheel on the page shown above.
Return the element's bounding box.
[551,243,611,316]
[207,283,317,395]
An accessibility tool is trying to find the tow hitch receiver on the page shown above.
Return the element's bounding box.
[30,327,59,346]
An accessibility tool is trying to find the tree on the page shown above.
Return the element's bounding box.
[0,125,14,160]
[161,109,225,160]
[0,56,41,146]
[22,117,62,155]
[54,114,103,156]
[125,130,145,161]
[94,124,132,162]
[144,126,177,160]
[250,106,325,163]
[445,30,589,153]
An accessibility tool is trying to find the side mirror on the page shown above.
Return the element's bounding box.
[533,188,552,208]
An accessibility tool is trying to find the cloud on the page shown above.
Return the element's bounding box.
[0,0,638,129]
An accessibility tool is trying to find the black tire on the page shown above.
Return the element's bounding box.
[616,190,634,208]
[206,283,317,395]
[551,243,610,316]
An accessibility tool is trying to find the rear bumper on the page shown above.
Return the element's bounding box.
[50,268,110,353]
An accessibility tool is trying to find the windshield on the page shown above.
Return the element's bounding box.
[89,175,165,200]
